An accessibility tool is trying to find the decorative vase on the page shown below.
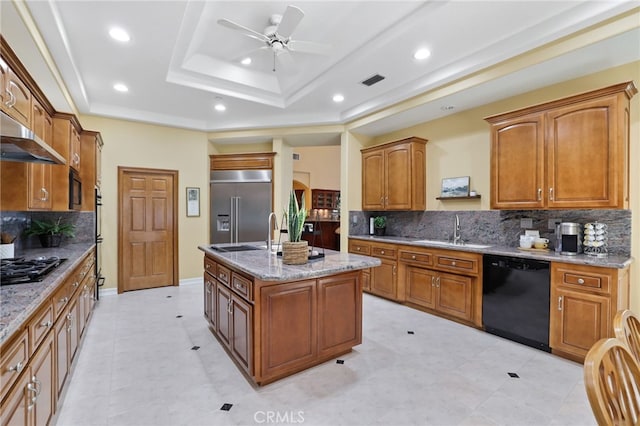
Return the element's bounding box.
[374,227,386,236]
[282,241,308,265]
[39,234,62,248]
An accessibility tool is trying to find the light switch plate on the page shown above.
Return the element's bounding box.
[520,218,533,228]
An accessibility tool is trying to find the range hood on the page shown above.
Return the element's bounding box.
[1,112,66,165]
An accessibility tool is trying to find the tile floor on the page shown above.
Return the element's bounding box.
[54,282,596,426]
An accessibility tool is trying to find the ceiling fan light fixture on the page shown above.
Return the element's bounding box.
[413,48,431,60]
[332,94,344,103]
[214,103,226,112]
[109,27,130,43]
[241,57,252,65]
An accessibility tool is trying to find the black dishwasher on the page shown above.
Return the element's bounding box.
[482,255,550,352]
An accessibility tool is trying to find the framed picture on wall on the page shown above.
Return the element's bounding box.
[440,176,470,198]
[186,187,200,217]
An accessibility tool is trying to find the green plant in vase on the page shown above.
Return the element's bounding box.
[373,216,386,236]
[25,217,76,247]
[282,190,308,264]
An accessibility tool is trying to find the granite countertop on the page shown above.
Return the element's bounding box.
[0,243,96,345]
[349,235,633,269]
[199,243,380,281]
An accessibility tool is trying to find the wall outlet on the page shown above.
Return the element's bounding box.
[548,218,561,230]
[520,218,533,228]
[352,216,358,224]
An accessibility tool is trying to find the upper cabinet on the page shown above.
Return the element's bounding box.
[361,137,427,211]
[311,189,340,210]
[0,58,31,127]
[486,82,637,210]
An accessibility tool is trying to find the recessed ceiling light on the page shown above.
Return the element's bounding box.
[332,94,344,103]
[113,83,128,92]
[413,48,431,60]
[214,103,226,112]
[241,57,252,65]
[109,27,130,42]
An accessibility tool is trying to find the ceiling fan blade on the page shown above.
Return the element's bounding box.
[287,40,331,55]
[276,5,304,38]
[276,50,296,69]
[217,18,269,43]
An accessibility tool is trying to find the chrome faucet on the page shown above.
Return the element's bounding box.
[267,212,278,252]
[453,214,463,245]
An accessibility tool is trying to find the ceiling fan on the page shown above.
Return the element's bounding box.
[217,5,330,71]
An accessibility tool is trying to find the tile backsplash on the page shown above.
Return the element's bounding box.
[0,211,95,250]
[349,209,631,256]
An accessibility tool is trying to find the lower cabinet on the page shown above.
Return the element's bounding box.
[348,240,398,301]
[549,262,629,362]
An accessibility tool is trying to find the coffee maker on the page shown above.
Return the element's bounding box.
[557,222,582,255]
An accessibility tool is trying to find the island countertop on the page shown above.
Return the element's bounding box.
[198,243,381,281]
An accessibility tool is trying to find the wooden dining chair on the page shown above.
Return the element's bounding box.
[614,309,640,363]
[584,338,640,425]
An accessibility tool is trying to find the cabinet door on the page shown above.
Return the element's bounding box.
[70,126,81,172]
[27,164,52,210]
[385,143,412,210]
[4,68,31,127]
[30,333,54,426]
[68,296,80,364]
[362,150,385,210]
[549,287,610,359]
[317,273,361,357]
[54,313,70,399]
[0,371,30,426]
[546,95,619,208]
[405,266,437,309]
[216,284,232,348]
[0,58,8,109]
[204,276,212,321]
[230,295,253,375]
[490,114,545,209]
[370,258,397,300]
[361,270,370,292]
[260,280,317,380]
[436,272,473,322]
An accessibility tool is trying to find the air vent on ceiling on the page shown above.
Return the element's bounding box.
[361,74,385,87]
[293,153,300,160]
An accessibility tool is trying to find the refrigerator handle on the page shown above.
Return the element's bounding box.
[230,198,235,243]
[235,197,240,243]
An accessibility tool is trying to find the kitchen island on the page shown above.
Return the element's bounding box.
[198,244,380,385]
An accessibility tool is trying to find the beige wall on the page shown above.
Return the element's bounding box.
[371,61,640,311]
[293,146,341,190]
[78,115,210,291]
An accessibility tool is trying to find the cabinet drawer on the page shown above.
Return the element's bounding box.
[217,264,231,286]
[399,250,433,266]
[349,241,371,255]
[553,263,612,294]
[29,301,54,354]
[52,280,73,319]
[0,329,28,401]
[231,273,253,302]
[204,256,216,275]
[434,254,478,274]
[372,245,396,259]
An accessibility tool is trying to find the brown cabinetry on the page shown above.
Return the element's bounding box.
[361,137,427,211]
[550,262,629,362]
[348,240,371,291]
[486,82,636,209]
[348,240,399,301]
[1,61,31,127]
[311,189,340,209]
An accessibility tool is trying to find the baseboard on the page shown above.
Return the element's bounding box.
[98,277,202,297]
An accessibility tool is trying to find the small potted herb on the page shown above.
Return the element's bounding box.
[25,217,76,248]
[373,216,386,236]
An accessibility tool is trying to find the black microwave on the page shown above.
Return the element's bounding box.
[69,169,82,210]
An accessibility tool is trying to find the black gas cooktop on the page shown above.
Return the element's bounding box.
[0,256,67,286]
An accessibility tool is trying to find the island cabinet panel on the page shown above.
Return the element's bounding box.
[230,296,252,375]
[216,284,232,348]
[259,280,317,380]
[317,274,362,357]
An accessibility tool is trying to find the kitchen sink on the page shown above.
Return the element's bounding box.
[413,240,492,249]
[210,244,264,252]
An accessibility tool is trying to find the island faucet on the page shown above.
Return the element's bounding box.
[453,214,463,245]
[267,212,278,252]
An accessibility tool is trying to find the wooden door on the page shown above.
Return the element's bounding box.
[362,149,385,210]
[436,272,473,322]
[216,284,231,348]
[27,164,52,210]
[370,258,397,300]
[0,373,29,426]
[385,143,412,210]
[30,333,54,426]
[118,167,178,293]
[490,114,545,209]
[5,68,31,127]
[546,95,619,208]
[549,288,610,359]
[405,266,437,309]
[54,313,70,398]
[230,295,253,375]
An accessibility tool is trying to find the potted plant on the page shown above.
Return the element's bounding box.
[282,190,308,264]
[373,216,386,236]
[25,217,76,248]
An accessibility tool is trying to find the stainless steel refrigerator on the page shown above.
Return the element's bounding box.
[210,170,272,244]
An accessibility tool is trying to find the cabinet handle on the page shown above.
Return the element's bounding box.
[451,261,456,267]
[431,276,435,287]
[577,278,585,284]
[537,188,542,201]
[235,283,243,290]
[411,255,416,260]
[393,265,396,275]
[59,296,68,304]
[205,264,211,269]
[227,300,232,314]
[32,376,42,396]
[436,277,440,288]
[73,281,79,288]
[558,296,563,311]
[74,153,80,165]
[380,250,385,255]
[356,247,361,251]
[5,89,15,107]
[8,361,24,374]
[549,187,554,201]
[40,320,53,328]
